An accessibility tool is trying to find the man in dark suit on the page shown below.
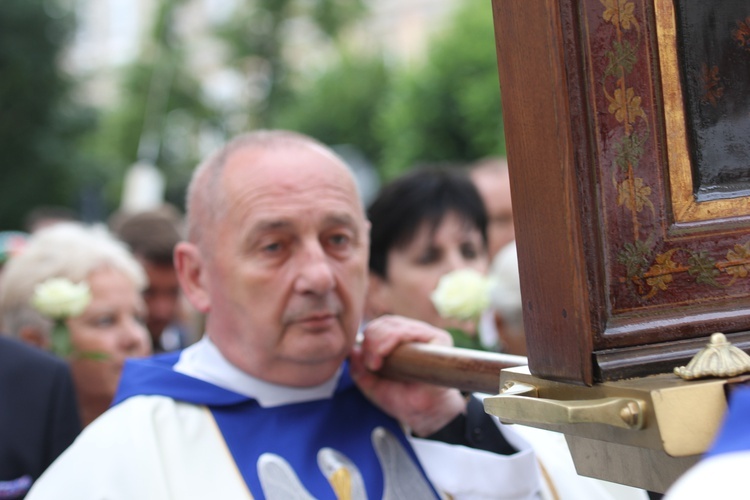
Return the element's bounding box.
[0,336,81,499]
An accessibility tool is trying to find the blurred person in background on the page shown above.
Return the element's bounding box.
[365,167,495,350]
[0,336,81,499]
[0,223,152,426]
[366,169,647,499]
[110,205,197,352]
[0,231,28,280]
[469,157,515,259]
[486,240,527,356]
[23,206,78,234]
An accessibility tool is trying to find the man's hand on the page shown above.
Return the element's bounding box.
[349,315,467,437]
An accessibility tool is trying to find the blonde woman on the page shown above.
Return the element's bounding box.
[0,222,151,426]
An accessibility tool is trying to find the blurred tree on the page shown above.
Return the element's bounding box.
[376,1,506,179]
[274,52,390,162]
[0,0,95,230]
[215,0,366,128]
[81,0,222,212]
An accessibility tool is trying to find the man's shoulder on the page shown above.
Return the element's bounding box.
[115,352,248,407]
[26,395,248,500]
[79,395,209,450]
[0,336,68,378]
[97,394,204,427]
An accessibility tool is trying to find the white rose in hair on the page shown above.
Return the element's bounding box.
[31,278,91,319]
[430,268,491,320]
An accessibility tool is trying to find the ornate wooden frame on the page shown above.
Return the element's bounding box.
[492,0,750,385]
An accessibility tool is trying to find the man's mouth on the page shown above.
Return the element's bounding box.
[296,312,337,330]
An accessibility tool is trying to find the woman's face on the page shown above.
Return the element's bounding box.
[66,267,151,401]
[369,212,489,329]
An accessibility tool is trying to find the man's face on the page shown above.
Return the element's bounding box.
[140,260,181,341]
[186,145,369,386]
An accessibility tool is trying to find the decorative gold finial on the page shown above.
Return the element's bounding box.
[674,333,750,380]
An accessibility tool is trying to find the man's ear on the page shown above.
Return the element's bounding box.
[174,242,211,314]
[18,325,49,350]
[365,272,391,319]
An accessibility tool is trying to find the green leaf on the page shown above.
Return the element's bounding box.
[75,351,110,361]
[614,132,647,171]
[50,321,72,358]
[604,40,637,79]
[687,251,720,287]
[617,240,652,278]
[446,327,486,351]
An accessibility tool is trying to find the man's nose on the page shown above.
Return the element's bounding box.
[294,243,336,295]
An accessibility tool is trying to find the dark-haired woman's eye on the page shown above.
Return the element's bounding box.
[417,247,440,265]
[461,243,479,260]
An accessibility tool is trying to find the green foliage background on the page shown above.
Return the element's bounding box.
[0,0,95,230]
[274,53,391,163]
[376,1,506,179]
[275,0,505,180]
[0,0,504,230]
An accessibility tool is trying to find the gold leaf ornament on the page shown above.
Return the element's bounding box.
[642,249,679,299]
[723,242,750,281]
[617,177,652,213]
[601,0,636,30]
[608,87,646,124]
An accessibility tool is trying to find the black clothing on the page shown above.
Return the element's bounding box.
[0,337,81,499]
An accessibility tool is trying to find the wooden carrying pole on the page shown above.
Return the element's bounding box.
[379,343,527,394]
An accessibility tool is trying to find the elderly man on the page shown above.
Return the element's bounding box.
[27,131,543,499]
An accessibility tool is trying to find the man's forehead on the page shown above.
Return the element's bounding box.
[226,140,342,171]
[250,212,361,231]
[223,143,362,204]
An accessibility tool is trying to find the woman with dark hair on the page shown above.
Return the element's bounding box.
[366,167,493,348]
[365,168,649,500]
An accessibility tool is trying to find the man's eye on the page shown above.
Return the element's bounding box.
[262,242,282,253]
[329,234,350,246]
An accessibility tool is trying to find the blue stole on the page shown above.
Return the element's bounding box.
[705,385,750,458]
[115,354,440,499]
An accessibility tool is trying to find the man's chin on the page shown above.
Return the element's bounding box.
[277,354,346,387]
[285,333,350,364]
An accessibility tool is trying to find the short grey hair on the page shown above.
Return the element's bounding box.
[0,222,147,338]
[185,130,349,249]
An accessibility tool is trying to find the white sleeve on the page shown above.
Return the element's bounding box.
[26,396,251,500]
[410,423,542,500]
[665,452,750,499]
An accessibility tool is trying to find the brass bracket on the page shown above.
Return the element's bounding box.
[484,381,646,430]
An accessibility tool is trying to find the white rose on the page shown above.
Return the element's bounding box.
[430,269,491,320]
[31,278,91,319]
